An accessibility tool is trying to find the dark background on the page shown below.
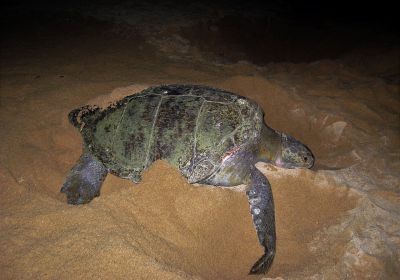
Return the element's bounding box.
[2,0,398,64]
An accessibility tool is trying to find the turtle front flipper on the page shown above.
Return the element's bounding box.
[247,168,276,274]
[61,153,108,205]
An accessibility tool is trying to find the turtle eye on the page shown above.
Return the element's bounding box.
[303,156,308,162]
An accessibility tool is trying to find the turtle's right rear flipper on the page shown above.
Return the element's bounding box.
[246,168,276,274]
[68,105,101,129]
[61,153,107,204]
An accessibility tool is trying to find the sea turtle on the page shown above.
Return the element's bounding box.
[60,84,314,274]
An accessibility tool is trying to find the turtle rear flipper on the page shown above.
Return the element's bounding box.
[68,105,101,129]
[247,168,276,274]
[61,153,107,204]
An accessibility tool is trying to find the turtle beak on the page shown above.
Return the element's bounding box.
[302,148,315,169]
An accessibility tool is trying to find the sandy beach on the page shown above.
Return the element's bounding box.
[1,2,399,279]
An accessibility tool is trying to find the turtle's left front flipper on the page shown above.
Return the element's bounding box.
[246,168,276,274]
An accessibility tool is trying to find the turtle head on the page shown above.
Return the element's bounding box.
[275,133,314,169]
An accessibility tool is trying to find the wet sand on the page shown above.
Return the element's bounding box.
[1,5,399,280]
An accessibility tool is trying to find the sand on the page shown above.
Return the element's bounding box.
[1,6,399,280]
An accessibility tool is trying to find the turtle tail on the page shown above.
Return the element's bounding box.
[68,105,100,129]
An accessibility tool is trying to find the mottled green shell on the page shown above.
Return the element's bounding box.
[78,85,263,183]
